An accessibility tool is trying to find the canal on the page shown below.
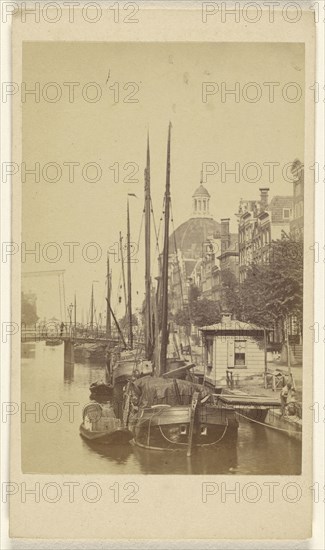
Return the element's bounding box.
[21,342,302,475]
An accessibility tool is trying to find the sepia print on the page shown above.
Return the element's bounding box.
[20,40,305,475]
[8,3,316,541]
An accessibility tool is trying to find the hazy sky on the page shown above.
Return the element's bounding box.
[22,42,304,321]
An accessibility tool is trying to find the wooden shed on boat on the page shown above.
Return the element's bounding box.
[200,314,267,387]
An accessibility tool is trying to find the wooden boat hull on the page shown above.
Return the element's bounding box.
[128,404,238,451]
[79,424,132,444]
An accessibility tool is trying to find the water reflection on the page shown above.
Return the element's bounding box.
[21,342,36,359]
[81,438,133,464]
[64,361,74,383]
[131,441,238,475]
[21,342,302,475]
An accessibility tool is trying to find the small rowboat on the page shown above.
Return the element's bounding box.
[80,403,132,445]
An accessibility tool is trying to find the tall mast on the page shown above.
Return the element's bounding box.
[74,293,76,333]
[159,122,172,374]
[119,231,127,317]
[106,255,112,339]
[127,199,133,348]
[90,284,94,331]
[144,133,152,360]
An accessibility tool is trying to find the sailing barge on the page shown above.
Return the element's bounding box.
[122,124,239,454]
[124,377,238,451]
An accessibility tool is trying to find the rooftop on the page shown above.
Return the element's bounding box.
[200,320,265,332]
[192,184,210,198]
[169,217,221,259]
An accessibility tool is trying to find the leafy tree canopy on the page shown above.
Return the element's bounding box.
[21,293,38,325]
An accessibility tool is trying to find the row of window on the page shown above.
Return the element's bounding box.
[239,228,271,244]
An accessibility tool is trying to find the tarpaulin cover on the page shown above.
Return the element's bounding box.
[130,377,210,408]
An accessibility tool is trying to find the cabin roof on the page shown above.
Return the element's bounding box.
[199,320,265,332]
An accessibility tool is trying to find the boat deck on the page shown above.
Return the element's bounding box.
[218,393,281,409]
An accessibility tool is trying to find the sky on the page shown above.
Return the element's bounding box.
[21,41,305,322]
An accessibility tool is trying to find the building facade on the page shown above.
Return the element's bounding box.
[200,219,239,304]
[200,313,266,386]
[238,188,293,282]
[290,159,304,239]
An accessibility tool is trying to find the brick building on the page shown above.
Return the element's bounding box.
[238,188,293,282]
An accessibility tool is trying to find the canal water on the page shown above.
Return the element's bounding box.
[21,342,302,475]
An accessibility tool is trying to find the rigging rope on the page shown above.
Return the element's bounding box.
[58,274,62,321]
[151,197,161,260]
[170,201,193,357]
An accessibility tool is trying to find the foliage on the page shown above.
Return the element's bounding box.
[174,307,191,328]
[191,298,221,327]
[174,284,221,328]
[21,292,38,325]
[240,238,303,329]
[174,237,303,335]
[220,268,243,319]
[188,284,201,303]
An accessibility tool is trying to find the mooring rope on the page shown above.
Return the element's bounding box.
[236,411,302,435]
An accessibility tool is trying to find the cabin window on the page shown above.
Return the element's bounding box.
[234,340,246,367]
[200,426,207,435]
[180,425,187,435]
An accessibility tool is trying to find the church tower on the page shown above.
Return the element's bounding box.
[192,179,212,218]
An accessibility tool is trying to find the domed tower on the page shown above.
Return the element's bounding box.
[169,179,220,258]
[192,182,212,218]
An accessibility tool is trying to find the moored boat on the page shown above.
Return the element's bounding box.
[122,125,239,456]
[112,349,153,385]
[79,403,132,444]
[124,377,238,451]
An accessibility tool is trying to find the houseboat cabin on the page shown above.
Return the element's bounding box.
[200,314,267,387]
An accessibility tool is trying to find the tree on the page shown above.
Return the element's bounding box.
[188,284,201,303]
[220,268,243,319]
[174,308,191,328]
[191,298,221,327]
[174,283,221,328]
[21,292,38,325]
[240,237,303,336]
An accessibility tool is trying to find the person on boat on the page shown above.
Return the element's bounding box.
[280,381,295,416]
[60,322,65,336]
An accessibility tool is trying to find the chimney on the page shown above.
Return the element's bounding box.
[220,218,230,251]
[221,312,232,323]
[259,188,269,211]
